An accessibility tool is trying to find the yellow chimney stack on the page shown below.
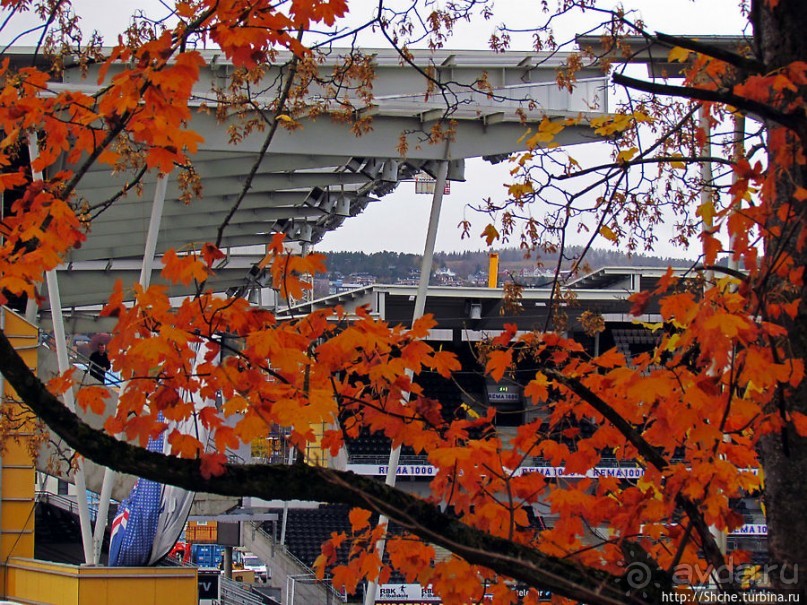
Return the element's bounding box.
[487,253,499,288]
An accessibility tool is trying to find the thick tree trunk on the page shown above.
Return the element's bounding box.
[754,0,807,593]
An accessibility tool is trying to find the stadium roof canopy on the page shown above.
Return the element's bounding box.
[5,47,612,311]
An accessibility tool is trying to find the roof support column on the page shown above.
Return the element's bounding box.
[139,175,169,288]
[698,110,729,558]
[93,174,168,563]
[728,114,745,275]
[364,159,449,605]
[700,109,715,285]
[28,138,96,564]
[45,271,96,563]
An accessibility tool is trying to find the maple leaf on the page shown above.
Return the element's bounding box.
[615,147,638,165]
[491,324,518,347]
[144,146,180,173]
[599,224,619,241]
[410,314,437,339]
[213,425,240,454]
[668,46,692,63]
[47,369,75,396]
[429,446,473,468]
[628,290,652,316]
[266,232,287,256]
[525,117,565,147]
[161,249,209,285]
[524,372,550,403]
[330,564,361,595]
[0,170,27,192]
[124,415,167,447]
[430,349,461,378]
[349,507,372,531]
[234,412,269,443]
[168,431,203,458]
[594,348,626,369]
[791,412,807,437]
[198,405,223,430]
[222,394,250,417]
[201,243,226,267]
[387,538,436,582]
[486,349,512,382]
[76,385,111,416]
[703,312,751,339]
[480,223,500,245]
[104,416,124,436]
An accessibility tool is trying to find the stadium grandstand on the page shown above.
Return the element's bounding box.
[0,39,767,605]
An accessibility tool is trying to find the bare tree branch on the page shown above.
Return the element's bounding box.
[612,72,805,135]
[653,32,763,74]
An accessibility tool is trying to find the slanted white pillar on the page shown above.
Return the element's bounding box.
[27,138,95,564]
[728,115,746,275]
[92,174,168,562]
[139,175,169,289]
[697,112,729,559]
[700,110,715,285]
[363,160,449,605]
[46,270,96,564]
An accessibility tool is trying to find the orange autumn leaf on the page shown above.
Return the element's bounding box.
[47,369,76,396]
[486,349,512,382]
[168,430,203,458]
[161,249,210,285]
[234,412,269,443]
[349,507,372,531]
[76,385,109,415]
[703,312,752,339]
[523,372,550,404]
[791,412,807,437]
[430,349,461,378]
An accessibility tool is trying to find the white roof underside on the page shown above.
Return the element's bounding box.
[19,47,611,310]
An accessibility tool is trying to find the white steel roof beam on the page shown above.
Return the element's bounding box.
[74,153,356,189]
[89,198,329,228]
[77,170,374,201]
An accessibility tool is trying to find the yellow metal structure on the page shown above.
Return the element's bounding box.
[186,520,219,543]
[487,253,499,288]
[231,569,255,584]
[6,557,197,605]
[1,308,199,604]
[1,308,38,591]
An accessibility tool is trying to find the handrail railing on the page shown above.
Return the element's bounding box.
[40,335,124,388]
[254,523,347,603]
[220,576,267,605]
[36,490,117,525]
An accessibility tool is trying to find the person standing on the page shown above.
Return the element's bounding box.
[88,342,111,384]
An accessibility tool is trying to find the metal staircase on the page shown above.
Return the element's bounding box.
[243,522,346,605]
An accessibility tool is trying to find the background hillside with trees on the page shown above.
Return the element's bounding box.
[320,246,694,284]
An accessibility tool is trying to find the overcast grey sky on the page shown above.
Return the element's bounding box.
[316,0,749,254]
[2,0,748,255]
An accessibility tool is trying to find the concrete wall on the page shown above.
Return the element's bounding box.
[243,522,341,605]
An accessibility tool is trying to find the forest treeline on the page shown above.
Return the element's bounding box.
[318,246,695,282]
